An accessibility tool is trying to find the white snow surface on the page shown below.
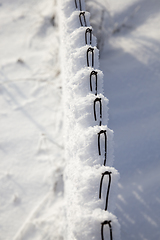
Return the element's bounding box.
[100,0,160,240]
[60,0,120,239]
[0,0,64,239]
[0,0,160,240]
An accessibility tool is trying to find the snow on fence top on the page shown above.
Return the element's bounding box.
[59,0,121,239]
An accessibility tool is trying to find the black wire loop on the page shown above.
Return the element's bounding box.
[75,0,82,11]
[94,98,102,126]
[98,130,107,166]
[79,12,87,27]
[101,221,113,240]
[85,28,92,45]
[87,47,94,67]
[99,171,112,211]
[90,71,98,95]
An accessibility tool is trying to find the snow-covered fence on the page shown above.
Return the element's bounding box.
[59,0,120,239]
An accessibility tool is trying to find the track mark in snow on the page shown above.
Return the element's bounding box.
[13,192,65,240]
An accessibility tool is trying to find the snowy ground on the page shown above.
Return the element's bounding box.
[0,0,160,239]
[100,0,160,239]
[0,0,64,239]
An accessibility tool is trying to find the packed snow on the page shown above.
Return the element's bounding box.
[60,0,120,239]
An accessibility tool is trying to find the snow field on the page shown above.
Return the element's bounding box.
[100,1,160,239]
[0,0,65,239]
[59,0,120,239]
[1,0,159,239]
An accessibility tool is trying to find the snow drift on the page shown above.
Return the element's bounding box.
[59,0,121,239]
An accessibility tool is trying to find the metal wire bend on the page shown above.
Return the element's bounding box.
[101,220,113,240]
[87,47,94,67]
[90,71,98,95]
[85,28,92,45]
[75,0,82,11]
[79,11,87,27]
[94,98,102,126]
[98,130,107,166]
[99,171,112,211]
